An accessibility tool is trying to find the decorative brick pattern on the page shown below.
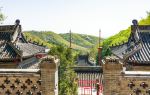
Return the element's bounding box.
[103,56,150,95]
[0,74,41,95]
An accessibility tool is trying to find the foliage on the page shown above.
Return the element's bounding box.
[0,8,5,23]
[60,33,100,48]
[24,31,98,51]
[49,45,78,95]
[24,32,53,48]
[89,45,98,59]
[139,11,150,25]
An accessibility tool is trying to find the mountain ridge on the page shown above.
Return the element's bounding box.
[23,31,100,51]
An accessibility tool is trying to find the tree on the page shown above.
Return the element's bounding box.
[49,45,78,95]
[0,8,5,23]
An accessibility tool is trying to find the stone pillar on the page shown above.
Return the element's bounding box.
[40,56,59,95]
[103,56,122,95]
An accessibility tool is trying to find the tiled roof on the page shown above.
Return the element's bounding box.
[128,32,150,63]
[111,43,128,59]
[0,25,15,45]
[111,24,150,64]
[0,25,14,32]
[0,20,46,61]
[16,43,45,57]
[0,32,12,44]
[0,43,18,59]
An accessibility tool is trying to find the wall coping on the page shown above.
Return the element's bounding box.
[124,71,150,76]
[0,69,40,73]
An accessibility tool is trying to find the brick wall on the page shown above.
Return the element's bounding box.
[40,56,59,95]
[0,71,41,94]
[103,57,150,95]
[132,66,150,71]
[103,57,122,95]
[120,77,150,95]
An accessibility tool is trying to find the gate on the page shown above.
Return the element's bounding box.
[78,80,103,95]
[84,87,92,95]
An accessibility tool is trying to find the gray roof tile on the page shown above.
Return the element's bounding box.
[111,25,150,64]
[0,24,46,60]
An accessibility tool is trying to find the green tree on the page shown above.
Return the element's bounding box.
[0,8,5,23]
[49,45,78,95]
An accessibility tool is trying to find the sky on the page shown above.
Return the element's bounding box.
[0,0,150,38]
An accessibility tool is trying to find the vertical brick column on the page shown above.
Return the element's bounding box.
[103,57,122,95]
[40,57,58,95]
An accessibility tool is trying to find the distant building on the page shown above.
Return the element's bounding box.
[75,55,103,95]
[0,20,59,95]
[103,20,150,95]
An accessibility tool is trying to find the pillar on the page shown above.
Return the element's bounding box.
[40,56,59,95]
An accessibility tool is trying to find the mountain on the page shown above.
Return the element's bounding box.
[60,33,100,48]
[23,31,99,51]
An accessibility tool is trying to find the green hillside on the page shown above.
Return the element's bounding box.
[23,31,99,51]
[60,33,99,48]
[24,31,53,47]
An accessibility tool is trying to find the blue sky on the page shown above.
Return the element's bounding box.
[1,0,150,38]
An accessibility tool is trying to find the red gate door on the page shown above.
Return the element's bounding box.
[78,80,103,95]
